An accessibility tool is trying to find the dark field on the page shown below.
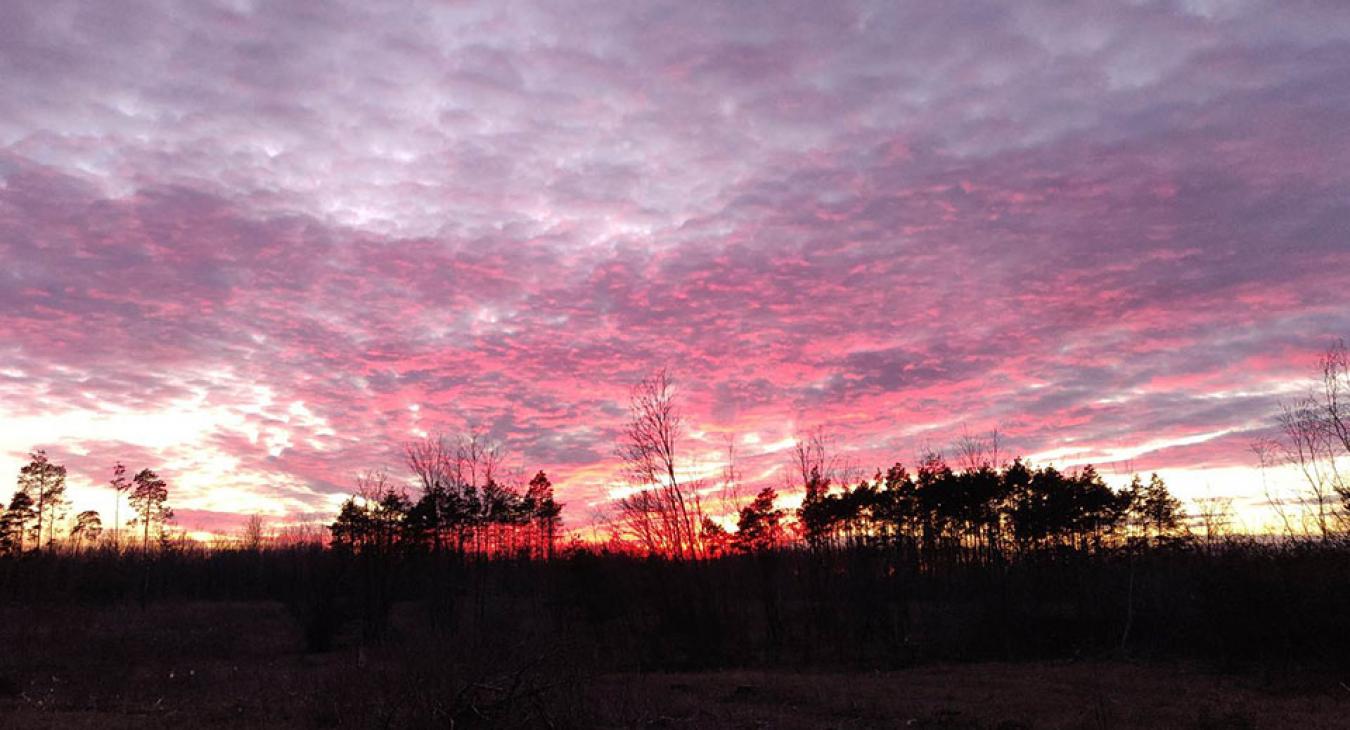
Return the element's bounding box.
[1,600,1346,729]
[2,540,1349,728]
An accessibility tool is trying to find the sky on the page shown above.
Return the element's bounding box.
[2,0,1349,538]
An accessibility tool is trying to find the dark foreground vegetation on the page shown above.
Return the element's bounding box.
[5,597,1346,730]
[2,538,1349,728]
[2,601,1347,729]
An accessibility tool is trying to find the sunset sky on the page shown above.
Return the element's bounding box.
[3,1,1349,537]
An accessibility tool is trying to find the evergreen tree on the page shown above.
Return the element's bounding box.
[109,462,131,551]
[525,471,562,558]
[0,491,36,554]
[735,487,785,553]
[17,450,66,551]
[797,467,833,550]
[700,516,731,557]
[70,510,103,552]
[1140,473,1184,540]
[128,469,172,553]
[329,488,410,554]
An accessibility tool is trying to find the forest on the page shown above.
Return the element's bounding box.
[1,344,1349,727]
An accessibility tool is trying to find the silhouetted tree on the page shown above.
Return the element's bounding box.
[330,470,411,554]
[1,491,35,554]
[524,470,562,558]
[1278,400,1341,538]
[1258,339,1350,538]
[109,461,130,551]
[1008,463,1129,552]
[242,514,267,552]
[734,487,785,553]
[128,469,172,553]
[792,429,847,547]
[1125,473,1185,543]
[955,427,1003,473]
[700,517,731,557]
[402,430,544,557]
[70,510,103,552]
[614,368,706,559]
[1193,494,1235,549]
[330,497,373,552]
[913,452,954,556]
[1317,339,1350,463]
[405,434,454,552]
[797,468,835,550]
[328,470,411,641]
[17,450,66,551]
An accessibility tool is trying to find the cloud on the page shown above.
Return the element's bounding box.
[2,0,1348,532]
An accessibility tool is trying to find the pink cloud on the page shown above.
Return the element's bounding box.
[2,1,1349,533]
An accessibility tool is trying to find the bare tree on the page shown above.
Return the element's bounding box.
[1257,340,1350,540]
[1192,492,1233,550]
[405,434,454,494]
[1251,438,1297,538]
[614,368,705,559]
[405,434,454,552]
[955,427,1003,473]
[792,427,829,490]
[612,488,667,556]
[790,426,861,497]
[790,428,844,549]
[457,428,505,491]
[355,469,395,502]
[1317,339,1350,458]
[1277,399,1340,539]
[715,434,747,522]
[242,514,267,552]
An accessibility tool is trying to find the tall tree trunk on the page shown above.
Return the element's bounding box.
[34,489,44,554]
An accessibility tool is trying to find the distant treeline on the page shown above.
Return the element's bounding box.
[1,453,171,556]
[2,533,1348,675]
[4,342,1350,563]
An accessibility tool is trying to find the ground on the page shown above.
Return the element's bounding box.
[0,602,1344,728]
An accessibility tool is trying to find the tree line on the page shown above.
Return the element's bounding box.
[606,371,1189,564]
[1,452,172,555]
[4,339,1347,561]
[328,432,562,560]
[606,340,1350,560]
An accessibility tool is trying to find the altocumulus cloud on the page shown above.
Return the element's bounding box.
[2,0,1349,533]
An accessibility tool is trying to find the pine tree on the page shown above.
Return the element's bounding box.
[71,510,103,552]
[735,487,785,553]
[109,462,131,551]
[17,450,66,551]
[1141,473,1184,540]
[525,471,562,558]
[128,469,172,553]
[1,491,36,553]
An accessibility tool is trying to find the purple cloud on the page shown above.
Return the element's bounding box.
[2,0,1348,534]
